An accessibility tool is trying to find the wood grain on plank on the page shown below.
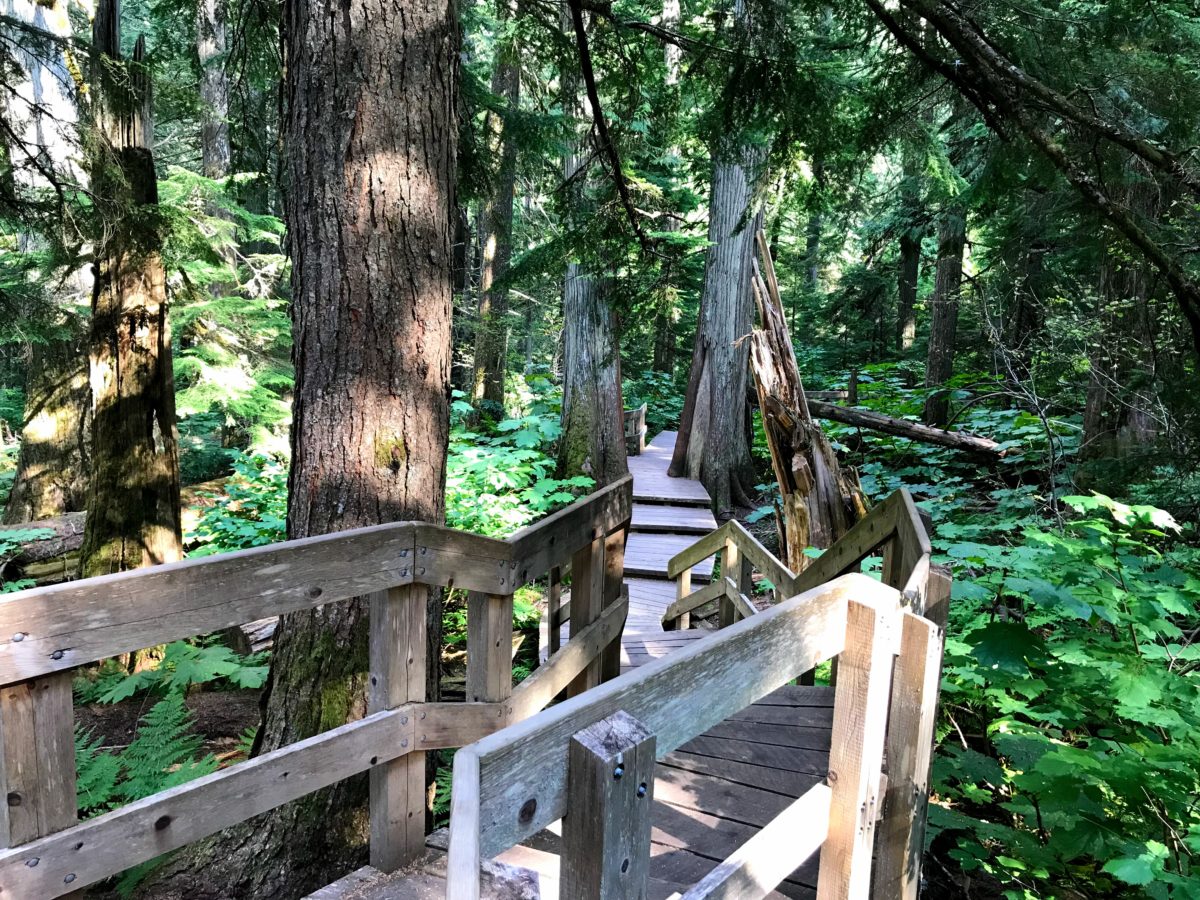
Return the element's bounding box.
[460,575,878,859]
[0,707,415,900]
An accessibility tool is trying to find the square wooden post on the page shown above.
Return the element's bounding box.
[562,710,656,900]
[548,566,564,657]
[467,592,514,704]
[600,527,627,682]
[0,672,77,849]
[817,597,897,899]
[670,568,692,632]
[368,583,426,872]
[567,535,606,698]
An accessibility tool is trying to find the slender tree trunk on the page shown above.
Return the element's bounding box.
[803,158,824,291]
[148,0,456,895]
[472,0,520,413]
[650,0,681,376]
[923,208,965,426]
[196,0,231,179]
[450,204,474,395]
[1082,252,1159,459]
[80,7,182,578]
[896,159,921,351]
[671,148,763,512]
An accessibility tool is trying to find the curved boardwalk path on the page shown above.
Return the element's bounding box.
[314,431,834,900]
[613,431,833,898]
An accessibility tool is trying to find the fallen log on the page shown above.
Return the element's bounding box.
[806,398,1005,457]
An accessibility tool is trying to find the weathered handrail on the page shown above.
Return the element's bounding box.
[446,573,942,900]
[663,488,941,633]
[660,487,951,899]
[0,475,633,899]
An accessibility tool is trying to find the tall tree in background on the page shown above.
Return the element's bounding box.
[671,144,764,511]
[650,0,681,375]
[151,0,457,893]
[923,203,965,426]
[2,0,90,524]
[197,0,231,179]
[895,140,923,351]
[472,0,520,414]
[557,2,627,486]
[79,2,182,576]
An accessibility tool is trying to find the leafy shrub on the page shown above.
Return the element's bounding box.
[187,451,288,555]
[446,393,592,536]
[74,639,269,704]
[623,370,685,437]
[931,495,1200,897]
[75,692,219,816]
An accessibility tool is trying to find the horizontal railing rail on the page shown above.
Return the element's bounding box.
[0,475,634,899]
[663,488,942,634]
[446,573,943,900]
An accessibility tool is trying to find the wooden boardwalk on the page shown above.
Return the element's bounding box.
[614,431,832,898]
[320,431,834,899]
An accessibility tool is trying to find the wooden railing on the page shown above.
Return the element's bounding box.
[664,488,946,628]
[623,403,647,456]
[445,572,945,900]
[0,475,634,899]
[659,488,950,898]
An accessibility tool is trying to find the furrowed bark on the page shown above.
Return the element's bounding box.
[923,209,965,427]
[144,0,457,895]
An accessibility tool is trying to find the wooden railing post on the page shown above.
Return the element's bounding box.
[368,584,426,872]
[670,568,691,631]
[600,527,626,682]
[720,538,753,628]
[562,710,656,900]
[0,673,76,850]
[817,597,897,899]
[467,592,514,705]
[548,566,564,656]
[874,569,950,899]
[567,535,606,697]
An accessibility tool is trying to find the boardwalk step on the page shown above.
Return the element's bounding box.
[626,532,715,580]
[631,503,718,534]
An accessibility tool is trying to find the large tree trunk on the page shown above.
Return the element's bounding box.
[559,268,626,485]
[670,149,763,512]
[556,3,626,487]
[923,208,965,426]
[471,0,520,414]
[80,9,182,578]
[196,0,231,179]
[147,0,457,896]
[3,334,89,524]
[748,232,866,570]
